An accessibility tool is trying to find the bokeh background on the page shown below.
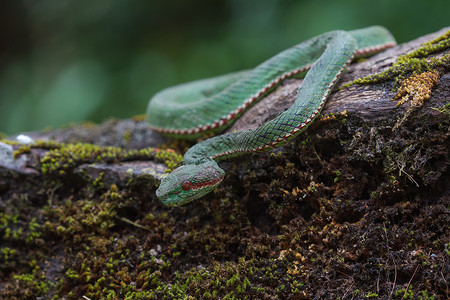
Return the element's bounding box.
[1,0,449,135]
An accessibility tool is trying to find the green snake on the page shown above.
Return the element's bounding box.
[147,26,396,206]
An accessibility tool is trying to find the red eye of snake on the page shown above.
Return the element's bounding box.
[182,180,193,191]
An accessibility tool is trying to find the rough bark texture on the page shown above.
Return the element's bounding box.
[0,28,448,299]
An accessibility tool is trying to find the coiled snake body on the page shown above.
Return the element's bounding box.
[147,26,396,206]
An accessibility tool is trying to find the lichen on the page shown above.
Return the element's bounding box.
[392,71,440,130]
[394,71,440,107]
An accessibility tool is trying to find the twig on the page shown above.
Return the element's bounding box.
[336,270,354,300]
[383,223,397,300]
[402,264,420,299]
[117,216,151,231]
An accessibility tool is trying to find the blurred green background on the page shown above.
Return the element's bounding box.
[0,0,448,135]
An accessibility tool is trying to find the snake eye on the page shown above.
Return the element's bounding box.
[182,180,193,191]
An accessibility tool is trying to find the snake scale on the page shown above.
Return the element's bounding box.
[147,26,396,206]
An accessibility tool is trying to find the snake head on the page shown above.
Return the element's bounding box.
[156,160,225,206]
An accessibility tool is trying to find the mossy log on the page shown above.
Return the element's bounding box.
[0,27,448,299]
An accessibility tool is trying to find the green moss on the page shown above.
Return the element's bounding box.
[405,30,450,58]
[0,247,17,263]
[92,172,105,187]
[346,30,450,87]
[9,140,183,175]
[10,261,53,297]
[395,286,414,299]
[131,114,146,122]
[432,101,450,115]
[419,290,436,300]
[365,292,379,298]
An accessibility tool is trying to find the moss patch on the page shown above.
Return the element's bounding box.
[347,30,450,87]
[1,106,448,299]
[4,140,183,174]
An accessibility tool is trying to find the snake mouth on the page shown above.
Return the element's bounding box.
[155,187,168,200]
[156,161,226,206]
[190,176,224,191]
[157,176,224,207]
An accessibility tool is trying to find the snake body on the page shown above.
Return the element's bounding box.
[147,26,396,206]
